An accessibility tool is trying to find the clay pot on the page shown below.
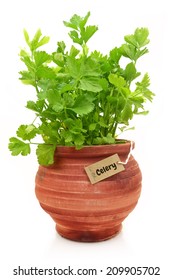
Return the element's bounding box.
[35,142,142,242]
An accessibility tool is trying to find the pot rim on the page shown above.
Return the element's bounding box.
[54,139,135,158]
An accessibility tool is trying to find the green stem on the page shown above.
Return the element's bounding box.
[112,122,118,137]
[29,142,54,145]
[32,116,38,124]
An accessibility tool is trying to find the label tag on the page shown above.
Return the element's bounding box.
[84,154,125,184]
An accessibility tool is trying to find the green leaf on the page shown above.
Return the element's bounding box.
[124,28,149,48]
[93,133,115,145]
[38,122,60,140]
[109,47,122,63]
[68,30,83,45]
[135,73,155,102]
[73,134,85,148]
[79,11,91,29]
[36,66,56,79]
[57,41,66,53]
[108,74,126,89]
[120,102,133,124]
[124,34,138,47]
[17,124,37,140]
[45,89,65,112]
[30,29,42,51]
[19,71,35,86]
[79,77,103,92]
[23,29,30,47]
[124,62,140,83]
[52,103,64,112]
[63,12,90,30]
[64,12,98,46]
[26,100,44,112]
[89,123,97,131]
[72,96,94,115]
[137,72,150,88]
[120,44,136,61]
[134,28,150,47]
[103,133,116,144]
[20,55,35,72]
[61,130,73,143]
[34,51,51,67]
[66,57,80,78]
[8,137,30,156]
[27,29,50,52]
[37,36,50,48]
[36,144,56,165]
[69,45,80,57]
[83,25,98,43]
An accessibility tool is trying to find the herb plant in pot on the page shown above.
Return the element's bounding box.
[9,12,154,242]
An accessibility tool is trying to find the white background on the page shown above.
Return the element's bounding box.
[0,0,172,279]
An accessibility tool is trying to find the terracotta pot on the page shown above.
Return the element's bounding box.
[35,142,142,242]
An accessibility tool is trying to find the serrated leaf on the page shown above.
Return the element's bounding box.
[134,28,150,47]
[52,103,64,112]
[136,47,149,59]
[109,47,122,63]
[120,44,136,61]
[79,77,103,92]
[19,71,35,86]
[46,89,63,108]
[135,73,155,102]
[61,130,73,143]
[137,73,150,88]
[93,133,115,145]
[103,133,115,144]
[63,14,82,30]
[27,29,50,51]
[34,51,51,67]
[26,100,44,112]
[53,52,64,66]
[120,102,133,124]
[69,30,83,45]
[64,12,90,30]
[124,28,149,49]
[8,137,30,156]
[36,144,56,165]
[69,45,80,57]
[108,74,126,89]
[83,25,98,43]
[71,96,94,115]
[124,62,140,82]
[17,124,37,140]
[57,41,66,53]
[36,66,56,79]
[73,134,85,148]
[124,34,138,47]
[20,55,35,72]
[79,11,91,29]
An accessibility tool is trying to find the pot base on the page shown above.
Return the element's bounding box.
[56,223,122,242]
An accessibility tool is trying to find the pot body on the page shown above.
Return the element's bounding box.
[35,143,142,242]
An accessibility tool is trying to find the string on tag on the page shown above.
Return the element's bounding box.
[117,141,133,165]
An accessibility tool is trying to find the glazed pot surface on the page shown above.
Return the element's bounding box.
[35,143,142,242]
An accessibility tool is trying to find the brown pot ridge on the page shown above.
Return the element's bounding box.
[35,142,142,242]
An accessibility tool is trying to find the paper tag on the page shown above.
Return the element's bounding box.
[84,154,125,184]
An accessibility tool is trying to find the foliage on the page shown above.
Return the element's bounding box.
[8,12,154,165]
